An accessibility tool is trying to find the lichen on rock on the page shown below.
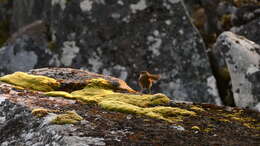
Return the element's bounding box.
[31,108,49,118]
[44,91,74,99]
[0,72,60,92]
[51,111,83,124]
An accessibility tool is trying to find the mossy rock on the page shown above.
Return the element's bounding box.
[0,72,60,92]
[51,111,83,124]
[31,108,49,118]
[99,101,196,123]
[1,71,196,123]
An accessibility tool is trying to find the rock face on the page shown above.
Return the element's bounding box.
[0,0,220,104]
[0,99,106,145]
[215,31,260,111]
[232,18,260,45]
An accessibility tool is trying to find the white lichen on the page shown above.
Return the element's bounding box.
[80,0,93,12]
[88,52,103,73]
[147,31,162,57]
[113,65,128,80]
[246,65,259,75]
[168,0,180,4]
[61,41,80,66]
[130,0,147,14]
[165,20,172,25]
[178,29,184,35]
[52,0,66,10]
[118,0,124,5]
[111,13,121,19]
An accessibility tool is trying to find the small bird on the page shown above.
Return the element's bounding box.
[138,71,160,94]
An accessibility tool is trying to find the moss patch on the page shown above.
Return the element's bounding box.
[85,78,115,89]
[218,109,259,129]
[189,105,206,112]
[99,101,196,123]
[31,108,49,118]
[0,72,60,92]
[44,91,74,99]
[1,73,195,123]
[191,126,200,131]
[51,111,83,124]
[45,78,191,123]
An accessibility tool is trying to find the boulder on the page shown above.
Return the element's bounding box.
[0,0,220,104]
[0,67,259,145]
[0,0,12,46]
[215,31,260,111]
[0,21,57,75]
[232,18,260,45]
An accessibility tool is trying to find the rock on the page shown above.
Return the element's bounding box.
[10,0,51,32]
[215,31,260,111]
[0,20,58,74]
[0,0,220,104]
[231,5,260,27]
[232,18,260,45]
[0,0,12,47]
[0,67,259,145]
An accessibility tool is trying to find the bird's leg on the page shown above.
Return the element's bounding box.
[148,88,152,94]
[140,87,144,94]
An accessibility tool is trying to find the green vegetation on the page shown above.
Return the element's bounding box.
[51,111,83,124]
[31,108,49,118]
[0,72,60,92]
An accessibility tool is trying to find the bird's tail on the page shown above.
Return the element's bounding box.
[148,74,160,81]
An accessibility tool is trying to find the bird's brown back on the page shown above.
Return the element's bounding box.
[138,71,160,89]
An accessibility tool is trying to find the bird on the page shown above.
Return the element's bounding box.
[138,71,160,94]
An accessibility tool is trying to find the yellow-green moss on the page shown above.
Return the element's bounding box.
[44,91,74,99]
[71,87,114,97]
[3,72,195,123]
[219,119,231,123]
[190,105,206,112]
[70,86,170,107]
[85,78,115,89]
[203,128,213,133]
[0,72,60,92]
[220,110,256,123]
[99,101,196,123]
[51,111,83,124]
[191,126,200,131]
[31,108,49,118]
[218,109,259,129]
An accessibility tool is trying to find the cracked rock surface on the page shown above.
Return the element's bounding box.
[0,0,220,104]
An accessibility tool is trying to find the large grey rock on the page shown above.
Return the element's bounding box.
[232,18,260,45]
[215,31,260,111]
[0,0,220,104]
[10,0,51,32]
[0,0,12,47]
[0,21,58,75]
[0,99,105,145]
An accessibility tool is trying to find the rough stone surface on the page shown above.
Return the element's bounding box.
[0,0,220,104]
[215,31,260,111]
[0,67,259,145]
[0,21,57,74]
[0,99,106,146]
[232,18,260,45]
